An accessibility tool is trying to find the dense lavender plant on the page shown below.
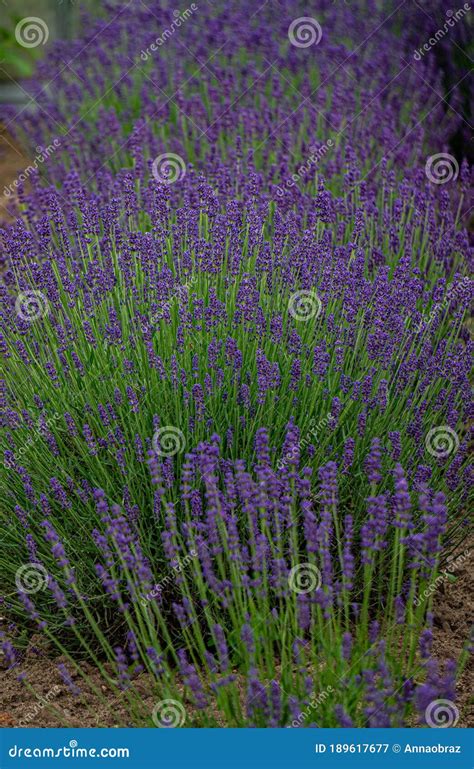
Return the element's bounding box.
[0,0,472,729]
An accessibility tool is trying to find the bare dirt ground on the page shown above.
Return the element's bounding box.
[1,540,472,728]
[430,539,473,727]
[0,122,29,222]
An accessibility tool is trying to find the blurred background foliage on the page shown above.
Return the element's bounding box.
[0,0,472,160]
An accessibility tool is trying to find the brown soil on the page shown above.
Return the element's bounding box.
[1,540,472,728]
[430,539,473,727]
[0,122,30,222]
[0,645,147,728]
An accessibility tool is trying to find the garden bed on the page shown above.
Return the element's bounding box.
[0,0,472,731]
[2,536,472,728]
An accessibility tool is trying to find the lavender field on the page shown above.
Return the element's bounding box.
[0,0,472,730]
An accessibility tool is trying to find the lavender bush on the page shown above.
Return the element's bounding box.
[0,0,472,728]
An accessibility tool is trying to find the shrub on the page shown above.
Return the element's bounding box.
[1,0,472,728]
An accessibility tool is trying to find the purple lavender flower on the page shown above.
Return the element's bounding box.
[58,663,81,696]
